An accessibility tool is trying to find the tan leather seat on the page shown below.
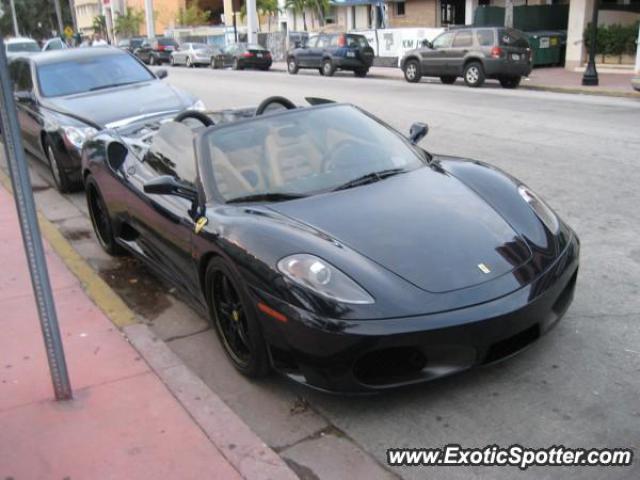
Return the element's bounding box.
[211,144,254,199]
[264,125,324,188]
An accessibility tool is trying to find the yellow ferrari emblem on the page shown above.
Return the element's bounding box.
[478,263,491,274]
[194,216,208,234]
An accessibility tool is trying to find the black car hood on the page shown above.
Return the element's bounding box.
[40,80,194,128]
[268,166,532,293]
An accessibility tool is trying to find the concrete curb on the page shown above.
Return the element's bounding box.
[0,169,298,480]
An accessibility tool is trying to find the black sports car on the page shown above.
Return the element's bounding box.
[82,97,579,393]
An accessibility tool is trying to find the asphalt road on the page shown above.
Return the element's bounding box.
[9,65,640,479]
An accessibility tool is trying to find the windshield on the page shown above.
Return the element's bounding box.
[7,42,40,52]
[192,43,210,50]
[204,105,425,202]
[37,53,155,97]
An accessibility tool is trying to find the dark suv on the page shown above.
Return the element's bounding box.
[287,33,375,77]
[135,37,180,65]
[400,27,532,88]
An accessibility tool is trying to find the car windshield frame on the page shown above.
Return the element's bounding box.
[196,103,428,205]
[36,52,156,98]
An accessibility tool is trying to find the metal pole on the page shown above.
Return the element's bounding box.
[247,0,258,44]
[0,36,72,401]
[53,0,64,36]
[68,0,78,32]
[10,0,19,37]
[144,0,156,38]
[582,0,599,86]
[504,0,513,29]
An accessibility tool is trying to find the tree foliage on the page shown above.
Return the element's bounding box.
[0,0,73,39]
[92,15,107,36]
[175,1,211,27]
[114,7,145,38]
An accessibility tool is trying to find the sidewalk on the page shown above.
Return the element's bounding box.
[0,182,281,479]
[271,62,639,98]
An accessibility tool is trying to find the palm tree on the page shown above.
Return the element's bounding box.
[285,0,307,31]
[114,7,145,38]
[309,0,329,28]
[92,15,107,36]
[240,0,281,32]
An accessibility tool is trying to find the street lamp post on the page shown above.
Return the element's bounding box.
[10,0,19,36]
[582,0,599,86]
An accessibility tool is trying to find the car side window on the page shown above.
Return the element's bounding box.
[317,36,330,48]
[431,32,455,49]
[146,123,197,186]
[452,31,473,48]
[475,29,495,47]
[329,35,339,47]
[306,36,318,48]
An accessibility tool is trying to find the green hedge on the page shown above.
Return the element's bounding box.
[583,22,639,56]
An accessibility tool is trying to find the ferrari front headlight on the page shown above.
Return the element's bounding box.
[277,254,374,304]
[518,185,559,234]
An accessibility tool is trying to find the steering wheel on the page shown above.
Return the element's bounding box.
[173,110,214,127]
[255,96,297,116]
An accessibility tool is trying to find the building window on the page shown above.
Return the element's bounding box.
[396,1,406,16]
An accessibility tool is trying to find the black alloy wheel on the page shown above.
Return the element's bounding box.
[85,175,124,255]
[206,258,269,377]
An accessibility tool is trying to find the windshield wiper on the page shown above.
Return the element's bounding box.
[332,168,408,192]
[226,192,307,204]
[89,80,144,92]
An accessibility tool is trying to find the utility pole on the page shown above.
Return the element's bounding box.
[53,0,64,35]
[582,0,599,86]
[68,0,78,32]
[144,0,155,38]
[247,0,258,44]
[10,0,19,36]
[504,0,513,29]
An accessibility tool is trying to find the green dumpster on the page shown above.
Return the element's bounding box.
[526,31,566,66]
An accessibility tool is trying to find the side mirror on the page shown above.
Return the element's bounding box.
[409,122,429,145]
[15,91,35,104]
[421,39,433,49]
[143,175,198,202]
[156,69,168,79]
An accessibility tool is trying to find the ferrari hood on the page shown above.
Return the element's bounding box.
[268,166,532,293]
[40,80,195,128]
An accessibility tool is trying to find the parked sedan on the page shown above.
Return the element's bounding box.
[9,47,203,192]
[212,43,272,70]
[82,96,579,393]
[135,37,179,65]
[632,76,640,92]
[170,42,221,67]
[4,37,40,59]
[401,27,533,88]
[117,37,144,54]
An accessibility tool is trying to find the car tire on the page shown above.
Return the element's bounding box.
[463,62,485,88]
[85,174,125,256]
[210,57,219,69]
[440,75,456,84]
[260,65,270,71]
[205,257,270,378]
[170,56,175,66]
[354,68,368,78]
[186,56,193,68]
[499,75,521,89]
[287,57,299,74]
[45,137,76,193]
[232,58,243,70]
[149,55,156,66]
[403,59,421,83]
[322,59,336,77]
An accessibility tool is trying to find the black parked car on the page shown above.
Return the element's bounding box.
[401,27,532,88]
[212,43,272,70]
[9,47,202,192]
[287,33,374,77]
[117,37,144,54]
[82,96,579,393]
[134,37,180,65]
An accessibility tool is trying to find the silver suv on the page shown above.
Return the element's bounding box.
[400,27,533,88]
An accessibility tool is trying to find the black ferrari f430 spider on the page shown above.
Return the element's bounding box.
[81,96,579,393]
